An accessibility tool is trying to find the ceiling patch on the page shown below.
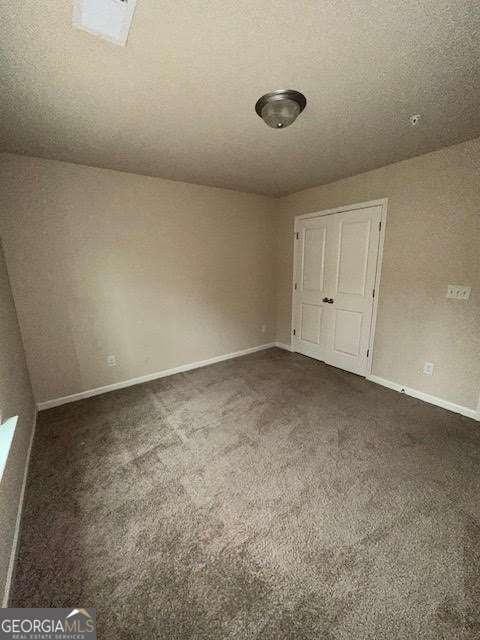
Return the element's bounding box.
[73,0,138,46]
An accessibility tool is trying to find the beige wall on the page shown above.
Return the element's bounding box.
[0,241,35,604]
[1,140,478,413]
[276,138,480,410]
[0,154,276,404]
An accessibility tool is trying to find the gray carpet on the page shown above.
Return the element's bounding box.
[11,348,480,639]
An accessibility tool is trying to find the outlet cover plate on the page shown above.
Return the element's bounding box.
[423,362,434,376]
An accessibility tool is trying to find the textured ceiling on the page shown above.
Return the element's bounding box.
[1,1,479,196]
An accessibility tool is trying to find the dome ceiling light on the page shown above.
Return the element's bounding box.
[255,89,307,129]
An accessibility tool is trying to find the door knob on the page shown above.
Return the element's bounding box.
[322,297,334,304]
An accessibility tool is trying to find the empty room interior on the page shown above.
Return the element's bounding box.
[1,1,480,638]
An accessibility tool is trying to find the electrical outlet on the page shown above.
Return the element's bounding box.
[446,285,471,300]
[261,324,267,333]
[423,362,434,376]
[107,355,116,367]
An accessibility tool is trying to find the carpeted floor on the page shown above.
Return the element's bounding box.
[11,348,480,639]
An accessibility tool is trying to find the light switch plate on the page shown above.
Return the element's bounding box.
[446,285,471,300]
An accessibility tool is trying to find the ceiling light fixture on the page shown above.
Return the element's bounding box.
[255,89,307,129]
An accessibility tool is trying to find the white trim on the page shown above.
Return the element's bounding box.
[274,341,293,352]
[366,200,388,376]
[291,198,388,376]
[293,198,388,222]
[2,411,37,607]
[37,343,276,410]
[367,374,479,421]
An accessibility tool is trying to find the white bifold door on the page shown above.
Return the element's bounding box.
[292,204,382,376]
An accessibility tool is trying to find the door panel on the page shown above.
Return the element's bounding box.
[302,227,326,292]
[336,220,371,295]
[333,309,362,356]
[292,204,382,376]
[301,303,323,344]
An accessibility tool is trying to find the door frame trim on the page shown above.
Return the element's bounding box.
[291,198,388,376]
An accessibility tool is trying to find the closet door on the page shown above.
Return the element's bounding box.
[292,216,329,361]
[322,206,382,375]
[292,205,382,376]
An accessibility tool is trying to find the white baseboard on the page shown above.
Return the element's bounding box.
[37,343,277,411]
[2,411,37,607]
[274,341,294,352]
[367,374,479,421]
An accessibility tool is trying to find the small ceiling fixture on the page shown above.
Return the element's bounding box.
[255,89,307,129]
